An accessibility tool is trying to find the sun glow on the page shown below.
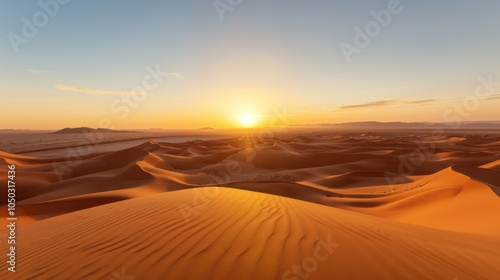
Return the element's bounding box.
[238,112,258,127]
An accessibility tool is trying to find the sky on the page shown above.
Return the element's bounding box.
[1,0,500,129]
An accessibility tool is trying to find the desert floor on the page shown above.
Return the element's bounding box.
[1,131,500,279]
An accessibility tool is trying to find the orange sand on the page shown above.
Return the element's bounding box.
[0,132,499,279]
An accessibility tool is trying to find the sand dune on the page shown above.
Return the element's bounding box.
[1,132,500,279]
[5,188,500,280]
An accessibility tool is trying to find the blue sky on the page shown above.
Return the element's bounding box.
[1,0,500,129]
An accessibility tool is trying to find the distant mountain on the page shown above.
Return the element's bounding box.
[197,127,214,130]
[295,121,500,130]
[52,127,135,134]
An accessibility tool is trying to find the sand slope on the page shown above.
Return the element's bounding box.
[2,188,500,280]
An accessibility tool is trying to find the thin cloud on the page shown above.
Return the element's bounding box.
[337,99,438,111]
[406,99,438,105]
[55,84,148,96]
[339,100,398,110]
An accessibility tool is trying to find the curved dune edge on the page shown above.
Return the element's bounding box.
[1,187,500,280]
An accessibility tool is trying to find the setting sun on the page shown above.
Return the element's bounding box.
[238,112,258,127]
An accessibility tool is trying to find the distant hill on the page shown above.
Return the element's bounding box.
[197,127,214,130]
[52,127,135,134]
[295,121,500,130]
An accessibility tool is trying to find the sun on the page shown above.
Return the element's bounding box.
[238,112,258,127]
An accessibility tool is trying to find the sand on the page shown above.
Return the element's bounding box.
[0,132,499,279]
